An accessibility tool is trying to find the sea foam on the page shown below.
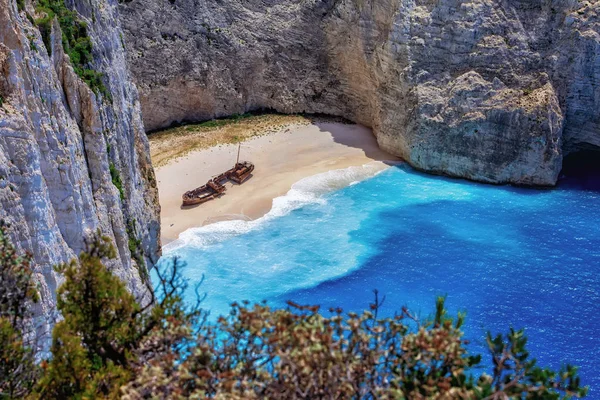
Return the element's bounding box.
[156,163,600,391]
[164,162,391,253]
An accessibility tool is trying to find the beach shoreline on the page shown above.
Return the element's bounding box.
[153,122,400,244]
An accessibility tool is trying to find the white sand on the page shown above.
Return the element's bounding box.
[155,122,399,244]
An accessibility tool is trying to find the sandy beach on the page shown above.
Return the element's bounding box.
[154,122,399,243]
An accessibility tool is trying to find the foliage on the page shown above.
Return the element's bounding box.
[109,162,124,200]
[0,229,589,399]
[0,223,39,399]
[123,295,588,400]
[486,329,585,399]
[34,0,110,99]
[31,235,140,399]
[192,113,254,130]
[28,36,38,52]
[30,237,202,399]
[126,219,146,279]
[78,69,111,101]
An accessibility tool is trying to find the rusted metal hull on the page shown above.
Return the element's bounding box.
[182,180,226,207]
[181,161,255,206]
[182,193,216,206]
[228,162,255,184]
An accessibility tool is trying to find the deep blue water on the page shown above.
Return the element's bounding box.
[161,163,600,393]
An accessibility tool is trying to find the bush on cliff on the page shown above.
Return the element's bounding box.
[0,226,589,399]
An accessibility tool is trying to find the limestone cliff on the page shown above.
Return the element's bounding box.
[120,0,599,186]
[0,0,160,339]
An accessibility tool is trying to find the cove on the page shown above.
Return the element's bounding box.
[160,163,600,392]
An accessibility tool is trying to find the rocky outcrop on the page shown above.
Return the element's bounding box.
[119,0,600,186]
[0,0,160,340]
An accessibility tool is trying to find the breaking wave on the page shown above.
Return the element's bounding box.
[155,162,600,391]
[164,162,392,253]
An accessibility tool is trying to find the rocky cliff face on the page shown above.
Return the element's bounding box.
[120,0,600,186]
[0,0,160,339]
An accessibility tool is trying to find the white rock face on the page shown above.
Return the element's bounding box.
[120,0,600,186]
[0,0,160,340]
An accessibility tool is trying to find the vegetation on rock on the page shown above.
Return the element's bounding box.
[0,225,589,399]
[109,162,124,201]
[33,0,110,99]
[126,219,146,279]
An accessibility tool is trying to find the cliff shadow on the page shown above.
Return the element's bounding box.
[309,119,400,166]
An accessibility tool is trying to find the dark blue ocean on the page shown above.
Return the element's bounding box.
[160,161,600,393]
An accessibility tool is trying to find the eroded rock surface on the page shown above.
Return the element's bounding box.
[120,0,600,186]
[0,0,160,340]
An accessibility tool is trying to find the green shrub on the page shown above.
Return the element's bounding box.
[28,36,38,52]
[76,68,111,100]
[31,235,140,399]
[38,244,594,399]
[193,113,254,129]
[109,162,124,200]
[126,219,146,278]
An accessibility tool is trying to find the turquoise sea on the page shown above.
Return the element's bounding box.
[160,158,600,393]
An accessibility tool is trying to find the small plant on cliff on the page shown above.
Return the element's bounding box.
[194,112,253,130]
[126,219,146,279]
[109,162,124,200]
[0,223,39,399]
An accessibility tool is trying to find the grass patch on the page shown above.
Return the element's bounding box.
[148,113,312,167]
[193,112,253,129]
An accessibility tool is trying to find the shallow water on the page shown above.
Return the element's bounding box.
[160,163,600,392]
